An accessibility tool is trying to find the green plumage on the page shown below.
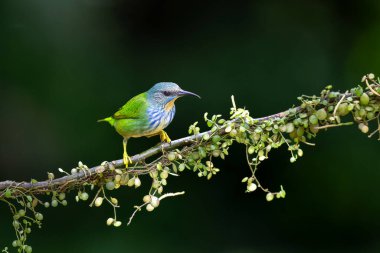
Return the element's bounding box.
[98,92,149,138]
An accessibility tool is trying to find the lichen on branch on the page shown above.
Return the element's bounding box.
[1,74,379,253]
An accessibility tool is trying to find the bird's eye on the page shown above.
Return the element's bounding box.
[163,91,171,96]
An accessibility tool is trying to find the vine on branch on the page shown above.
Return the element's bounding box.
[1,74,379,253]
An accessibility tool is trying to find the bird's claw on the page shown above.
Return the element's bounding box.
[123,153,132,168]
[160,130,171,143]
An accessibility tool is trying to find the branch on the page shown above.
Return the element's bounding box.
[0,108,298,192]
[1,73,379,253]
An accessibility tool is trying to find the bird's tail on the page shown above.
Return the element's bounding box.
[97,117,115,126]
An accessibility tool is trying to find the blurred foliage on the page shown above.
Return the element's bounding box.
[1,0,380,252]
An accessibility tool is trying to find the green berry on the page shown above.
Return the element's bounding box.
[61,200,68,206]
[248,146,255,154]
[309,115,318,125]
[18,209,26,217]
[367,112,375,120]
[58,192,66,201]
[167,152,176,161]
[285,123,294,133]
[5,189,12,198]
[35,212,44,221]
[266,193,274,202]
[178,164,186,171]
[212,135,221,143]
[44,202,50,208]
[202,133,210,141]
[160,170,169,179]
[296,127,304,137]
[316,109,327,120]
[152,180,160,189]
[25,245,33,253]
[80,192,89,201]
[51,199,58,207]
[229,129,237,137]
[105,181,115,191]
[360,93,370,105]
[338,103,349,116]
[212,150,220,157]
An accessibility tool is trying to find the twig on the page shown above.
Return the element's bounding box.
[366,79,380,97]
[333,91,348,117]
[315,122,354,130]
[158,191,185,201]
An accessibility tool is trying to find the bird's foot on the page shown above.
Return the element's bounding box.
[123,152,133,168]
[160,130,171,143]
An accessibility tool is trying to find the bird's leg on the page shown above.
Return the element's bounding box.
[159,130,171,143]
[123,138,132,168]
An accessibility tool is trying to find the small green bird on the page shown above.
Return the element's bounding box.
[98,82,200,167]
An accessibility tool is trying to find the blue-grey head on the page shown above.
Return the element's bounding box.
[147,82,200,108]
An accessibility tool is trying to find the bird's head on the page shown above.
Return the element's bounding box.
[148,82,200,108]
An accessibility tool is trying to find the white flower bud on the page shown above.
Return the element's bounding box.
[150,196,160,208]
[247,183,257,192]
[146,204,155,212]
[106,218,114,226]
[95,197,104,207]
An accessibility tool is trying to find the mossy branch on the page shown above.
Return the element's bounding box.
[1,74,379,253]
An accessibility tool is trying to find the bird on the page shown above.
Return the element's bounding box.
[98,82,200,167]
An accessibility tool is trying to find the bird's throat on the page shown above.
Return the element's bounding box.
[164,98,177,111]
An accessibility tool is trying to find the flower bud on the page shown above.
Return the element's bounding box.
[106,218,114,226]
[266,193,274,202]
[95,197,104,207]
[113,221,122,227]
[143,195,151,203]
[134,177,141,188]
[247,183,257,192]
[150,196,160,208]
[146,204,155,212]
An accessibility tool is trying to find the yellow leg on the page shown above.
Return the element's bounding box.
[123,138,132,168]
[159,130,171,143]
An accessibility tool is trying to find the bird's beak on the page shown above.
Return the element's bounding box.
[177,89,201,99]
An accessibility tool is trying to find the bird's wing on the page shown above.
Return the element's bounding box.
[113,92,148,119]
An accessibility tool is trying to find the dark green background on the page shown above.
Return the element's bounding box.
[1,0,379,252]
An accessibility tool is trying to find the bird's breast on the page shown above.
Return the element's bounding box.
[145,106,176,135]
